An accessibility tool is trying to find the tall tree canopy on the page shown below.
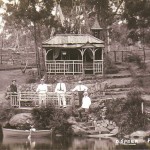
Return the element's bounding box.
[123,0,150,29]
[3,0,56,76]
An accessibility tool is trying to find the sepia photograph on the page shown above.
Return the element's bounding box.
[0,0,150,149]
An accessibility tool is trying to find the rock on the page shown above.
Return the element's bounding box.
[98,126,110,134]
[9,113,34,129]
[101,121,108,127]
[109,121,113,125]
[67,117,77,125]
[90,102,99,111]
[124,135,130,138]
[71,125,88,136]
[112,122,117,127]
[145,131,150,137]
[105,119,109,124]
[130,131,147,138]
[88,130,99,135]
[88,126,95,130]
[64,106,73,115]
[97,120,102,124]
[107,125,115,131]
[110,127,119,135]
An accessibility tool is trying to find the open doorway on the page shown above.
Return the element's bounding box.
[83,49,93,74]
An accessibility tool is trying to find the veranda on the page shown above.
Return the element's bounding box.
[42,34,104,75]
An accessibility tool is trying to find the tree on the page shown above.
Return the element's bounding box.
[3,0,55,77]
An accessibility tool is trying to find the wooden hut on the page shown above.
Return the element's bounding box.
[42,34,104,75]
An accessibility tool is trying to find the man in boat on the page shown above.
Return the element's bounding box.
[78,91,91,122]
[55,79,67,108]
[71,80,88,107]
[36,78,48,107]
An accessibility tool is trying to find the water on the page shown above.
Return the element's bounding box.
[0,136,150,150]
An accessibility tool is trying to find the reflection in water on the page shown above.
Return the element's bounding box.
[0,135,150,150]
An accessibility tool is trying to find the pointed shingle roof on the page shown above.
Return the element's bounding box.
[91,18,102,30]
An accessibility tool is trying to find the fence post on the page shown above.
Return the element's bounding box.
[141,102,144,114]
[114,51,116,62]
[18,92,21,108]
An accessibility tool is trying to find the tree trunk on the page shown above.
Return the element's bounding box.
[33,22,41,78]
[37,24,46,75]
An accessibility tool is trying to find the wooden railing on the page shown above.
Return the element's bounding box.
[94,60,103,74]
[10,92,74,108]
[46,60,83,75]
[46,60,103,74]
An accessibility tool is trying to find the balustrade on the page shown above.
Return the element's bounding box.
[10,92,73,108]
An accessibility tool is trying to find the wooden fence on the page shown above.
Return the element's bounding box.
[0,51,36,66]
[10,92,74,108]
[108,49,146,63]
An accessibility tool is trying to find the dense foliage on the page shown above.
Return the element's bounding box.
[125,53,146,69]
[31,103,72,135]
[0,100,15,123]
[105,88,148,135]
[104,54,119,74]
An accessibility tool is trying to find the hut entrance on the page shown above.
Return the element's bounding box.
[83,49,93,74]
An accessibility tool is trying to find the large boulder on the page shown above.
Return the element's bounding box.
[110,127,119,135]
[9,113,34,129]
[71,124,88,136]
[67,116,77,125]
[129,131,148,138]
[95,126,110,134]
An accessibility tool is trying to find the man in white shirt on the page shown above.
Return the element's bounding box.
[55,79,66,108]
[72,81,88,107]
[36,79,48,107]
[78,91,91,122]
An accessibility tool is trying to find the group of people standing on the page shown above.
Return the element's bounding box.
[9,78,92,120]
[36,78,91,121]
[36,78,91,109]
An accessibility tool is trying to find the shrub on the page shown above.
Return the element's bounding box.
[0,100,15,123]
[104,55,119,74]
[31,103,72,135]
[26,77,37,83]
[131,77,144,87]
[120,89,147,134]
[125,53,146,69]
[26,69,38,83]
[105,88,148,135]
[125,53,141,63]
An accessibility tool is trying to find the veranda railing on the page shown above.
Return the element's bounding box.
[9,92,74,108]
[46,60,83,74]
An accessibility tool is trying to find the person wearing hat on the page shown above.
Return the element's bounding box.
[55,79,67,108]
[36,78,48,107]
[78,91,91,122]
[10,79,17,93]
[72,80,88,107]
[9,79,18,105]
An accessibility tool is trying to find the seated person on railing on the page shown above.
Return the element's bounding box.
[78,91,91,122]
[36,78,48,107]
[55,79,66,108]
[71,81,88,107]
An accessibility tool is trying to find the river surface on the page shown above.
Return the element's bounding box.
[0,136,150,150]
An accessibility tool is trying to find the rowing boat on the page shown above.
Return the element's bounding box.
[85,133,117,138]
[3,128,52,138]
